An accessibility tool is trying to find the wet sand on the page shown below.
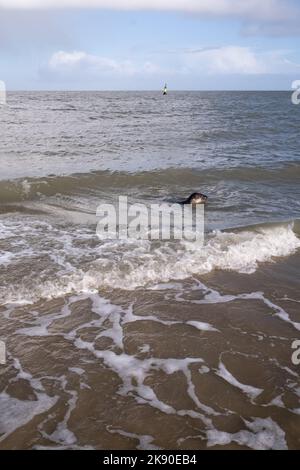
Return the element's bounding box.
[1,253,299,450]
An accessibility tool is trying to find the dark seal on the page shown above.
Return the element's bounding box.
[182,193,208,205]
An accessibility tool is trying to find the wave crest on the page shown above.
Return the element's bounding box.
[2,222,299,304]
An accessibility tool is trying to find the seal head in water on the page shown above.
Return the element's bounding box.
[182,193,208,205]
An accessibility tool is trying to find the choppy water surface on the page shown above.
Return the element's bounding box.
[0,92,300,449]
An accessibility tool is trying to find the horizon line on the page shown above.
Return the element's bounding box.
[6,89,291,92]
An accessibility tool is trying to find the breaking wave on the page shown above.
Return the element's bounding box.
[2,220,299,304]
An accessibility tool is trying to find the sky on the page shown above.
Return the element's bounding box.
[0,0,300,90]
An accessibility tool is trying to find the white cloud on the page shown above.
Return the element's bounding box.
[49,50,125,73]
[180,46,300,75]
[0,0,297,23]
[45,46,300,82]
[183,46,266,74]
[47,50,161,77]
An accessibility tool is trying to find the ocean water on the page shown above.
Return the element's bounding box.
[0,91,300,450]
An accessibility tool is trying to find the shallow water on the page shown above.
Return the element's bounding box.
[0,91,300,449]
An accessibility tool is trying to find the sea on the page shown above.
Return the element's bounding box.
[0,91,300,449]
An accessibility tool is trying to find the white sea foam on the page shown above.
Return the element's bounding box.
[4,288,298,447]
[13,292,218,423]
[87,223,300,290]
[2,222,299,304]
[216,362,263,400]
[0,392,57,443]
[69,367,85,376]
[173,281,300,332]
[138,344,151,354]
[187,321,219,332]
[108,428,160,450]
[73,333,217,421]
[206,417,288,450]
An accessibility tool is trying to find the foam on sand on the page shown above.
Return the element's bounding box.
[0,392,58,443]
[216,362,263,400]
[207,417,288,450]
